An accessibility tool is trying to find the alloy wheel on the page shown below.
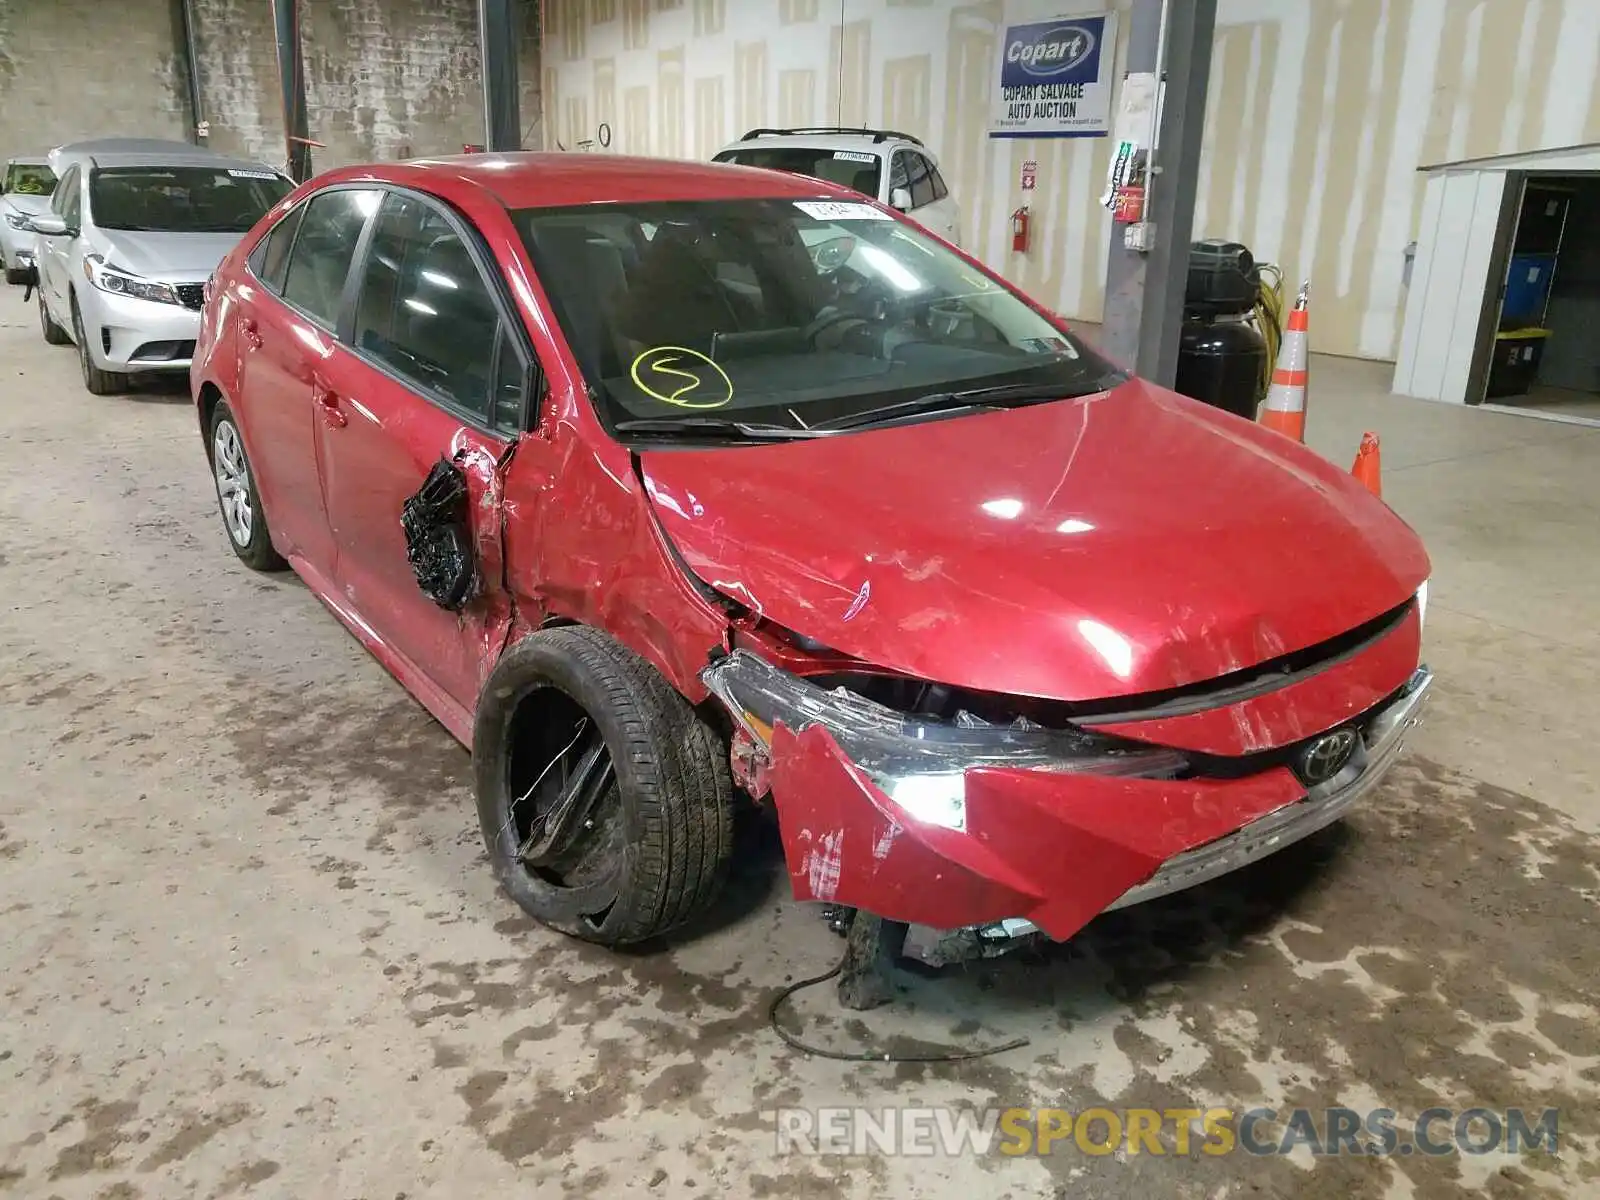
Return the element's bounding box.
[212,421,254,547]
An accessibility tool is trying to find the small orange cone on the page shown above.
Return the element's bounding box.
[1351,431,1382,497]
[1260,281,1311,442]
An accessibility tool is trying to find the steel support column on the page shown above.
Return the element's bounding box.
[479,0,522,152]
[272,0,312,182]
[172,0,206,144]
[1099,0,1217,387]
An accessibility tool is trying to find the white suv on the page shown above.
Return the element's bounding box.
[713,127,961,246]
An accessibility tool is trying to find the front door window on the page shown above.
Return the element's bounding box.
[351,193,505,422]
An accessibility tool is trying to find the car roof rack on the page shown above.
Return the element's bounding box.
[739,126,924,148]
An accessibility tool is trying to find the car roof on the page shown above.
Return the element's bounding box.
[311,152,873,210]
[50,139,272,174]
[86,151,281,173]
[721,125,929,151]
[716,133,897,155]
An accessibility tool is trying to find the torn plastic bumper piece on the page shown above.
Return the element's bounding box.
[705,650,1432,948]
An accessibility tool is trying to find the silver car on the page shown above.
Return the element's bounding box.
[29,139,292,394]
[1,157,57,284]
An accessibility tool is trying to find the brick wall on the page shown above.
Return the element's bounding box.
[0,0,543,171]
[0,0,190,157]
[189,0,282,165]
[302,0,485,164]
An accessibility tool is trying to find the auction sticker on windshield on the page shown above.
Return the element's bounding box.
[794,201,892,221]
[228,169,280,180]
[831,151,878,164]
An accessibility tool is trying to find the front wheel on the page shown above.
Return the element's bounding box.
[210,401,287,571]
[473,627,735,946]
[71,296,126,395]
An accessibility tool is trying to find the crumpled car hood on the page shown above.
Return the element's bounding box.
[640,378,1430,703]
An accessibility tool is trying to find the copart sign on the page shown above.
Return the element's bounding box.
[989,13,1117,140]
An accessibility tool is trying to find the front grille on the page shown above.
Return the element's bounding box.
[1181,671,1417,783]
[129,339,196,363]
[1073,598,1417,725]
[175,283,205,310]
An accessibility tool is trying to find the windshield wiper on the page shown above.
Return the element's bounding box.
[948,374,1125,403]
[613,417,831,442]
[812,395,1001,432]
[816,374,1125,432]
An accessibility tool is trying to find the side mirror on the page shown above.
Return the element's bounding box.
[889,187,912,212]
[29,214,70,237]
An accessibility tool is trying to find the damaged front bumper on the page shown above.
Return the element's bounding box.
[703,651,1432,950]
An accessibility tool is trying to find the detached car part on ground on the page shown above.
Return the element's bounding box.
[190,153,1431,1006]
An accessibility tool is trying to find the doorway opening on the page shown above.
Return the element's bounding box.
[1472,172,1600,421]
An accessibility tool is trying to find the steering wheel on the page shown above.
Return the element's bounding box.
[802,306,869,346]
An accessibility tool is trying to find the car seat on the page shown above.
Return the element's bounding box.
[613,224,742,354]
[531,222,630,377]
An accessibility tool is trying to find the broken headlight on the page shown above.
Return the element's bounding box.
[701,650,1186,832]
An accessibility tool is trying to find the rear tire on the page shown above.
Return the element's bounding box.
[71,296,126,395]
[209,400,287,571]
[39,290,69,345]
[474,627,735,946]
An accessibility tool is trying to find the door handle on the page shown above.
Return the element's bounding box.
[241,317,262,349]
[313,381,347,429]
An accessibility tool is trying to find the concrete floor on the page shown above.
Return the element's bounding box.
[1497,383,1600,425]
[0,309,1596,1200]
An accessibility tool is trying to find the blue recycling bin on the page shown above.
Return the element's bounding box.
[1502,253,1556,323]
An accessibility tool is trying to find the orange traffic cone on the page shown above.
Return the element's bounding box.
[1260,282,1311,442]
[1351,431,1382,497]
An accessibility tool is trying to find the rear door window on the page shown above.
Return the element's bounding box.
[281,188,380,328]
[248,203,307,293]
[350,192,505,423]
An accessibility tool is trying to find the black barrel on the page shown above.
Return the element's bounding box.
[1175,318,1267,420]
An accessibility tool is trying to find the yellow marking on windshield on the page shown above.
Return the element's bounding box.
[629,346,734,410]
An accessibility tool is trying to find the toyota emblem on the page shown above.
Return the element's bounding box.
[1299,728,1358,785]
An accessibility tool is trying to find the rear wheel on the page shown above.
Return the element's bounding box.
[210,400,286,571]
[39,289,69,345]
[474,627,735,946]
[71,295,126,395]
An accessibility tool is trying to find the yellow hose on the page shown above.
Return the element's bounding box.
[1253,262,1285,403]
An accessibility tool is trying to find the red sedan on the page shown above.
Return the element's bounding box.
[191,153,1431,962]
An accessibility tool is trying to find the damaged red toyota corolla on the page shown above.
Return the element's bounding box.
[191,154,1431,976]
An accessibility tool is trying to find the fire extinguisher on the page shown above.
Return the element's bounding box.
[1011,206,1031,254]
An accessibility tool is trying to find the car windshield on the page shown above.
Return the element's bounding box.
[4,164,56,196]
[713,147,882,198]
[88,166,292,233]
[515,198,1122,439]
